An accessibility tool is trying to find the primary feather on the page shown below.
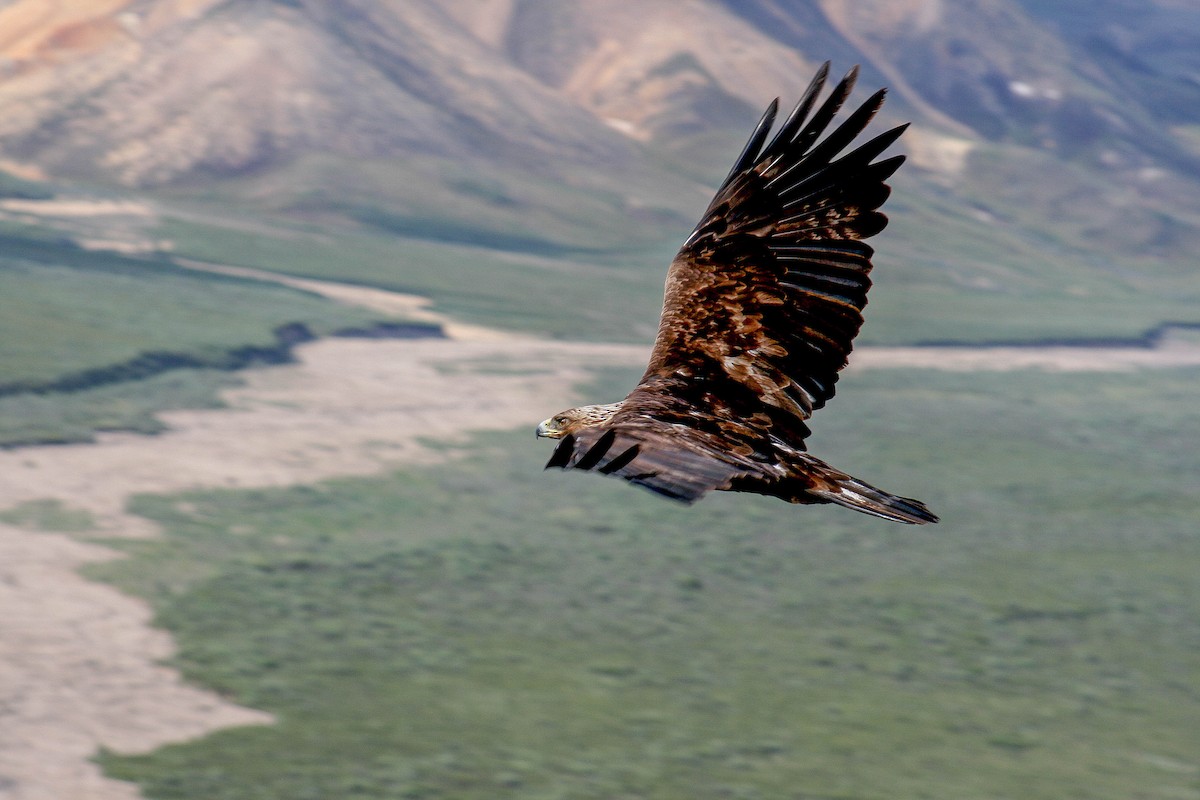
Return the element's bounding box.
[538,63,937,525]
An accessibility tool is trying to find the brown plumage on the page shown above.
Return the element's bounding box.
[536,63,937,524]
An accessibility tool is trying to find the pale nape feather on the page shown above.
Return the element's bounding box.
[537,403,622,439]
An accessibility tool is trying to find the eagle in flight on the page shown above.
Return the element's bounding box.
[536,63,937,525]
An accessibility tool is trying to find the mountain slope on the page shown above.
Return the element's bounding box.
[4,0,1197,184]
[0,0,635,185]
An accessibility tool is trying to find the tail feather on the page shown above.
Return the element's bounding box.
[727,455,938,524]
[808,474,938,525]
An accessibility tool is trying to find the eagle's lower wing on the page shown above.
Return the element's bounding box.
[544,424,762,503]
[631,63,906,447]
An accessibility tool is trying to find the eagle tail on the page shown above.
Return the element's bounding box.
[806,471,938,525]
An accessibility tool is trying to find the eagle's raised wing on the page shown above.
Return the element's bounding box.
[548,64,910,505]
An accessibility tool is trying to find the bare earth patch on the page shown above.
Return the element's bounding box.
[0,524,273,800]
[850,335,1200,373]
[2,264,1198,799]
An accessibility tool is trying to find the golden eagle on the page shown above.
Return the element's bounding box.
[537,63,937,524]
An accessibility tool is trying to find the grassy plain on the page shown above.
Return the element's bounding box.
[0,368,243,447]
[92,366,1200,800]
[158,202,1200,353]
[0,229,392,446]
[0,230,372,383]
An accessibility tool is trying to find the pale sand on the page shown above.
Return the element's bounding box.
[0,524,273,800]
[851,335,1200,373]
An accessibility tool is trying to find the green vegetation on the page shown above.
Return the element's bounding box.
[0,498,96,532]
[93,366,1200,799]
[0,230,401,446]
[0,368,242,448]
[158,216,674,343]
[0,234,381,387]
[149,139,1200,349]
[159,199,1200,349]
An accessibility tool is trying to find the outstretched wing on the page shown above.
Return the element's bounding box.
[641,63,905,430]
[547,64,907,502]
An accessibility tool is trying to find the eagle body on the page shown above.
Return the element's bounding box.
[537,64,937,525]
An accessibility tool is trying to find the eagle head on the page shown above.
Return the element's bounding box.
[536,403,622,439]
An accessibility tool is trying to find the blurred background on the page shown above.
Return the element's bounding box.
[0,1,1197,798]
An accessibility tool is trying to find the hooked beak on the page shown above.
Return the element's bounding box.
[535,418,560,439]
